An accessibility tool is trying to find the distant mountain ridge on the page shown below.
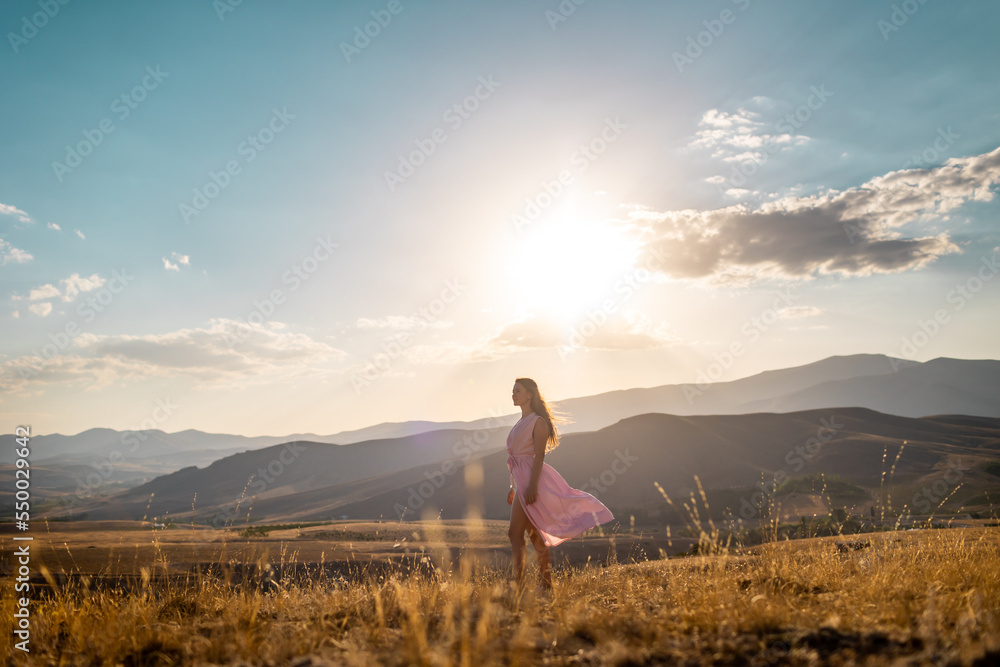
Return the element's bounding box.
[738,357,1000,416]
[43,407,1000,525]
[5,354,999,498]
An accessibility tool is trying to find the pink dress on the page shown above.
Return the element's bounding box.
[507,412,615,546]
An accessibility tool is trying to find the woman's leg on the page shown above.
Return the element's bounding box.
[508,493,531,587]
[527,525,552,590]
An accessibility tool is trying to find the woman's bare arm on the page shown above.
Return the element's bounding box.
[528,417,548,491]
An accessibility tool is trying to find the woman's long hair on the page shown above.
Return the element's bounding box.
[515,377,571,454]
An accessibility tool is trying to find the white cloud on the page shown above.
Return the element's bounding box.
[341,310,680,369]
[0,318,349,394]
[1,354,151,393]
[75,229,85,240]
[0,238,33,265]
[355,315,451,330]
[11,310,19,319]
[27,284,61,301]
[0,203,31,224]
[28,302,53,317]
[75,319,342,369]
[688,106,806,164]
[486,311,679,353]
[47,222,61,231]
[778,306,824,319]
[163,251,191,271]
[60,273,105,301]
[387,342,507,366]
[622,145,1000,284]
[12,273,106,304]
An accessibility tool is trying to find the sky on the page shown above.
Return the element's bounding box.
[1,0,999,437]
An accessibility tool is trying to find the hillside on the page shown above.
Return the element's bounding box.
[50,407,1000,525]
[36,426,509,522]
[10,354,999,475]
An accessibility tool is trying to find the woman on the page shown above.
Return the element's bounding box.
[506,377,615,594]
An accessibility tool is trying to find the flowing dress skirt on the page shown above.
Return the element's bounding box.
[508,453,615,547]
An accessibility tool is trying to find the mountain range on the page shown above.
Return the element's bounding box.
[7,353,1000,524]
[40,407,1000,525]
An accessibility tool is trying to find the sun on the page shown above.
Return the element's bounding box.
[506,202,641,323]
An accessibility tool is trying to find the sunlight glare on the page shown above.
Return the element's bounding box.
[507,206,640,323]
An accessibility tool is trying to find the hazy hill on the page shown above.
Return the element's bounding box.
[0,417,520,466]
[326,407,1000,524]
[553,353,913,433]
[11,354,1000,501]
[39,425,510,522]
[49,407,1000,525]
[738,357,1000,416]
[547,355,998,432]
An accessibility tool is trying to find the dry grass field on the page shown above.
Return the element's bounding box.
[2,515,998,666]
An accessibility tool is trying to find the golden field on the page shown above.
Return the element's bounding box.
[2,518,998,666]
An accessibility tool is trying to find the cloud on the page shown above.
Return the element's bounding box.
[0,318,349,394]
[28,302,53,317]
[75,229,85,240]
[623,145,1000,284]
[778,306,823,318]
[163,251,191,271]
[1,354,153,393]
[0,203,31,224]
[27,284,61,301]
[688,96,824,200]
[14,273,106,303]
[563,311,679,351]
[485,314,567,349]
[74,320,343,372]
[688,106,806,164]
[0,238,33,265]
[391,342,507,366]
[355,315,451,330]
[60,273,105,301]
[487,311,679,352]
[341,310,679,370]
[47,222,61,231]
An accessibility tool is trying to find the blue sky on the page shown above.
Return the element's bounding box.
[1,0,999,436]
